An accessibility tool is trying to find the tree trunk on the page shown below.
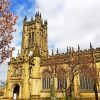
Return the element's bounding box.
[68,76,74,100]
[94,83,98,100]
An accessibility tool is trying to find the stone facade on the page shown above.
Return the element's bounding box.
[1,12,100,100]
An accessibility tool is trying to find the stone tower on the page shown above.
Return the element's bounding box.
[4,12,48,100]
[21,12,48,58]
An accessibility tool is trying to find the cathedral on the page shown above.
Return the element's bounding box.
[0,11,100,100]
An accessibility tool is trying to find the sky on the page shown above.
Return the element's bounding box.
[0,0,100,81]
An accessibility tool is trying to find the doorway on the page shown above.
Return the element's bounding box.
[13,84,20,100]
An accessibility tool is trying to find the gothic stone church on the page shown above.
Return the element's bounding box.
[1,12,100,100]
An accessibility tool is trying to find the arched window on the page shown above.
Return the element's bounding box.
[29,32,34,47]
[57,68,67,90]
[32,32,34,45]
[42,71,51,90]
[29,33,31,47]
[80,75,94,90]
[58,76,66,90]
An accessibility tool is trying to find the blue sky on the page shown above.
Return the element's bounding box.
[10,0,36,13]
[0,0,37,81]
[1,0,100,81]
[10,0,36,47]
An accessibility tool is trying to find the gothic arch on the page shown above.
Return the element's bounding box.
[41,69,51,76]
[56,68,67,89]
[57,67,67,79]
[41,69,51,89]
[11,83,21,99]
[11,83,21,90]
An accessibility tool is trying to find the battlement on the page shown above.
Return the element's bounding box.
[10,56,25,64]
[49,46,100,56]
[21,11,48,58]
[23,12,47,28]
[41,47,100,66]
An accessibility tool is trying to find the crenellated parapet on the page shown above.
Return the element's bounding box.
[41,47,100,66]
[21,12,48,58]
[9,49,34,64]
[10,56,25,64]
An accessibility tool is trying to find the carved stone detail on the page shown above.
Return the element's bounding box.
[12,66,22,77]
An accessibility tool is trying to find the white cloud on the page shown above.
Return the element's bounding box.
[0,60,9,81]
[1,0,100,81]
[36,0,100,52]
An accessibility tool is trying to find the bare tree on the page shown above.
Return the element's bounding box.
[84,64,99,100]
[41,48,98,100]
[0,0,18,63]
[83,47,99,100]
[58,53,95,100]
[41,54,86,100]
[65,53,99,100]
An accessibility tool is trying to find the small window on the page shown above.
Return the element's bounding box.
[29,32,34,47]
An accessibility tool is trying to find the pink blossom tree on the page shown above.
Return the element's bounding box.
[0,0,18,63]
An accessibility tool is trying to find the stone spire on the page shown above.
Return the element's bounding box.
[69,47,71,53]
[90,42,92,49]
[24,16,27,22]
[17,50,20,57]
[52,49,54,55]
[72,47,74,52]
[67,47,69,52]
[78,44,80,51]
[44,20,47,25]
[35,3,41,18]
[57,48,59,54]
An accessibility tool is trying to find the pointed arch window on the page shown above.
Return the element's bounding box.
[80,75,94,90]
[57,68,67,90]
[57,76,67,90]
[29,33,31,47]
[29,32,34,47]
[42,72,51,90]
[32,32,34,45]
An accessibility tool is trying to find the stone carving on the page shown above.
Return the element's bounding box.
[12,66,22,77]
[18,66,22,76]
[12,67,16,77]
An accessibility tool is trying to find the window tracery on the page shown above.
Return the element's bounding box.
[42,72,51,90]
[80,75,94,90]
